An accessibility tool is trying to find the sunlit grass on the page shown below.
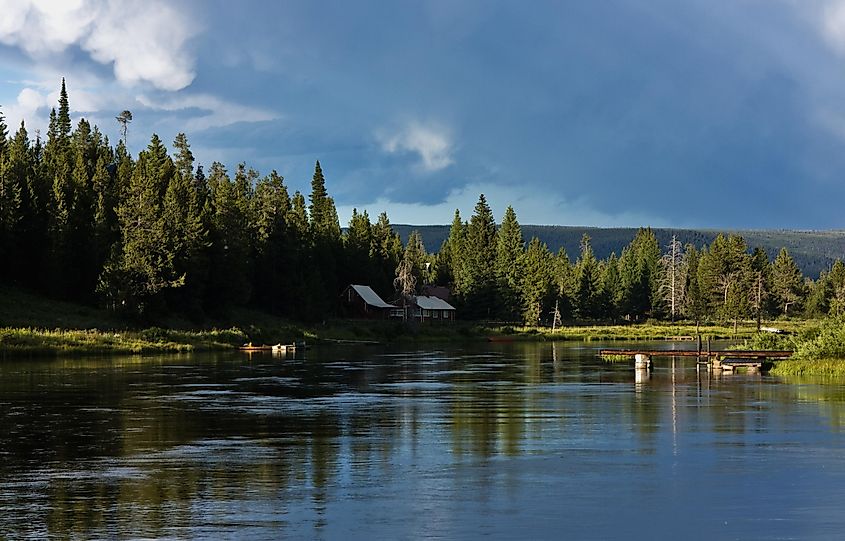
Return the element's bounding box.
[771,358,845,377]
[0,327,247,357]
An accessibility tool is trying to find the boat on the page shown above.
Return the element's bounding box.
[272,341,307,354]
[238,343,275,352]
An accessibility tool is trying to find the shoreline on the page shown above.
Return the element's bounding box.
[0,320,810,358]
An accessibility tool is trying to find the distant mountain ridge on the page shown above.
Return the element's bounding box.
[390,225,845,279]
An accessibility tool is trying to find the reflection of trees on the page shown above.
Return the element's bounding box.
[5,346,845,538]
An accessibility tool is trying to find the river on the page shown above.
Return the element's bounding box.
[2,341,845,540]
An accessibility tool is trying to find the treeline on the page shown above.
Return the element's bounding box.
[1,80,843,326]
[0,80,405,321]
[426,196,845,325]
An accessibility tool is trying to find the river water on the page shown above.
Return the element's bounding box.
[2,341,845,540]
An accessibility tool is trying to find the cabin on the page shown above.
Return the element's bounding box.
[397,295,456,323]
[340,285,395,319]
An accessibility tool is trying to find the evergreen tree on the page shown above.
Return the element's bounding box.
[828,260,845,316]
[250,170,290,314]
[698,234,751,328]
[441,209,467,296]
[0,106,7,156]
[205,162,252,313]
[370,211,403,298]
[771,247,805,316]
[574,233,601,319]
[402,230,429,293]
[520,237,554,325]
[600,252,621,321]
[308,160,342,314]
[495,205,525,320]
[462,194,498,318]
[749,247,772,329]
[99,138,180,315]
[343,208,375,287]
[683,244,708,330]
[554,248,574,320]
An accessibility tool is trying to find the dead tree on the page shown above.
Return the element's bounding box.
[394,259,417,321]
[659,235,685,321]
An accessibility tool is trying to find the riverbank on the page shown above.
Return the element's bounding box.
[0,285,822,357]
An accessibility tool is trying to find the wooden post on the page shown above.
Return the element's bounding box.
[697,334,702,357]
[635,353,652,370]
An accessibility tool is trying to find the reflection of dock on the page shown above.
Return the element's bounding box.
[599,349,793,373]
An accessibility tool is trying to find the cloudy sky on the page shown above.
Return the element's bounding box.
[2,0,845,229]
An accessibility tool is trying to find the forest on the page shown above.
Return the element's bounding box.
[1,80,844,327]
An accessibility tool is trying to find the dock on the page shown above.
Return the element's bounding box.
[598,348,793,373]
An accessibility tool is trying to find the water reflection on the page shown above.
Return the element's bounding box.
[2,343,845,539]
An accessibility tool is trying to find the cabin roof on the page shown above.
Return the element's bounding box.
[349,285,395,309]
[415,295,456,311]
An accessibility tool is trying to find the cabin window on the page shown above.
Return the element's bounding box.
[433,311,439,319]
[423,309,431,317]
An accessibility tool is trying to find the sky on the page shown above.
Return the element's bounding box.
[2,0,845,229]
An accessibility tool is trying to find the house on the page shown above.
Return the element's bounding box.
[421,285,452,302]
[341,285,395,319]
[393,295,456,323]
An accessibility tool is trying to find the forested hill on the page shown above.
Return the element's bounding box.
[392,225,845,279]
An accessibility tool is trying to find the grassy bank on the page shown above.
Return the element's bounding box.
[0,284,822,357]
[0,327,247,357]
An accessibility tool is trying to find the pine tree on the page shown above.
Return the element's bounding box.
[554,248,574,320]
[343,208,375,287]
[828,260,845,316]
[771,247,805,316]
[698,234,751,329]
[462,194,497,318]
[370,211,403,297]
[441,209,467,295]
[99,138,181,315]
[748,247,772,329]
[574,234,601,319]
[0,106,8,157]
[308,161,342,314]
[600,252,621,321]
[683,244,708,330]
[495,205,524,320]
[402,230,428,293]
[520,237,554,325]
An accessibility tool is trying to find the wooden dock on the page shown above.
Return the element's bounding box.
[598,348,793,373]
[598,349,793,359]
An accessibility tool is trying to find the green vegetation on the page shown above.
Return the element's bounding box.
[2,80,844,362]
[728,319,845,377]
[0,327,246,357]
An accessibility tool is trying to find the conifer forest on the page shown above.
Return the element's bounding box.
[1,81,842,326]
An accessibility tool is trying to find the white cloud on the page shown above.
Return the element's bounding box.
[337,182,667,228]
[137,93,278,131]
[0,0,197,91]
[822,1,845,52]
[379,121,454,171]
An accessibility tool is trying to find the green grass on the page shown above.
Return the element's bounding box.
[0,284,826,358]
[0,327,247,357]
[771,358,845,377]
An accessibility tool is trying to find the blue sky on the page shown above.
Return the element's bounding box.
[2,0,845,229]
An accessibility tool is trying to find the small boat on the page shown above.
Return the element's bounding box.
[272,341,307,354]
[487,336,515,343]
[239,343,275,352]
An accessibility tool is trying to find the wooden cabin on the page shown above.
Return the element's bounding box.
[341,285,395,319]
[395,295,456,323]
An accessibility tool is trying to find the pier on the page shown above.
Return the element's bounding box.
[599,348,793,373]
